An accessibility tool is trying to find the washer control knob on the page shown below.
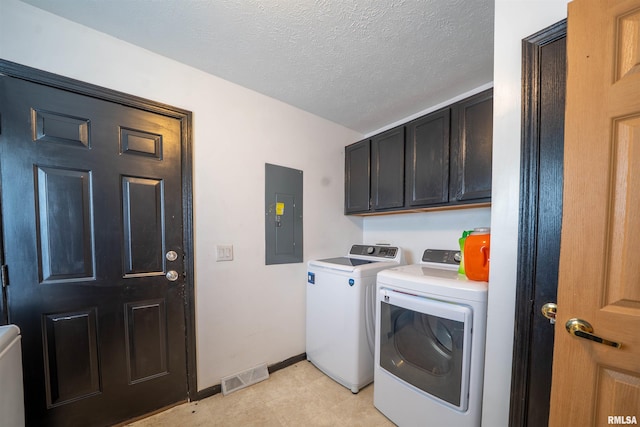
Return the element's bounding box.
[366,246,375,254]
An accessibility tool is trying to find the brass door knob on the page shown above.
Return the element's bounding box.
[541,303,557,324]
[565,318,621,349]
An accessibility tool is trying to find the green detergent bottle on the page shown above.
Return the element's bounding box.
[458,230,473,275]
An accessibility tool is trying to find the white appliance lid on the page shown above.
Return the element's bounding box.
[315,257,376,267]
[378,265,487,301]
[308,244,404,274]
[308,257,401,274]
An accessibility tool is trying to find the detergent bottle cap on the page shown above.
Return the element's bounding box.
[471,227,490,235]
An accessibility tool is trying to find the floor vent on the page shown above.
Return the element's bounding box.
[221,362,269,395]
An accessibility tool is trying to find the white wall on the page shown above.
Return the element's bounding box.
[482,2,569,426]
[0,0,363,391]
[363,208,491,264]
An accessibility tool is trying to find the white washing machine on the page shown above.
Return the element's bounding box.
[307,244,404,393]
[374,249,488,427]
[0,324,25,427]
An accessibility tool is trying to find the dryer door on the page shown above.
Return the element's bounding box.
[378,288,473,411]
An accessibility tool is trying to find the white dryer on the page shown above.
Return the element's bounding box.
[307,245,404,393]
[374,249,488,427]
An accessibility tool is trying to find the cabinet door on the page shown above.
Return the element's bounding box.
[371,127,405,210]
[450,89,493,202]
[406,108,450,206]
[344,139,370,213]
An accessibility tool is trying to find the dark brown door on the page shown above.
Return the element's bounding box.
[510,21,566,427]
[0,74,188,426]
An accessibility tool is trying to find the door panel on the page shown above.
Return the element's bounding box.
[36,166,95,282]
[125,299,168,383]
[120,127,163,159]
[607,116,640,305]
[0,74,188,426]
[31,108,91,148]
[43,309,101,407]
[122,176,165,275]
[550,0,640,425]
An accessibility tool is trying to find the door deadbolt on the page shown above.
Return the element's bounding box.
[166,251,178,262]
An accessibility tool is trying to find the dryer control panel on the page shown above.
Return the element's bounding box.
[421,249,461,266]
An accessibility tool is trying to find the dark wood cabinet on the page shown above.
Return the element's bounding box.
[344,89,493,215]
[450,89,493,203]
[371,126,405,210]
[344,139,370,213]
[405,108,450,207]
[344,126,405,214]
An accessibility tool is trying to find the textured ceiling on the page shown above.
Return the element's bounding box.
[19,0,494,134]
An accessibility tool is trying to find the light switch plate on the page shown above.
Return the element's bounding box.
[216,245,233,261]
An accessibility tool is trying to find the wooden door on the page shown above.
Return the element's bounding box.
[0,73,189,426]
[549,0,640,425]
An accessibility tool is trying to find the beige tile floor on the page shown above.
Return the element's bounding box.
[126,361,396,426]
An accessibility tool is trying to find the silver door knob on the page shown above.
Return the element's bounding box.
[166,251,178,262]
[166,270,179,281]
